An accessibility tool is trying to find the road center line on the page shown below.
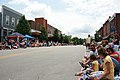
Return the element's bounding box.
[0,52,27,59]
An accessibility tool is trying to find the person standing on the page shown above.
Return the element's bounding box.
[85,35,91,51]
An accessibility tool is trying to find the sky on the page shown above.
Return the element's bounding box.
[0,0,120,38]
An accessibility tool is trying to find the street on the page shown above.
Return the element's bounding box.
[0,46,86,80]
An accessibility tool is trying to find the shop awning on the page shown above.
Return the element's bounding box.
[31,29,41,36]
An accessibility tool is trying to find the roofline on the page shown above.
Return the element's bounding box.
[2,5,23,16]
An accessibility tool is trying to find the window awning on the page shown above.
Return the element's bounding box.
[31,29,41,33]
[31,29,41,36]
[48,33,53,37]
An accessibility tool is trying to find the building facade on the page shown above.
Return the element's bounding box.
[47,24,61,38]
[35,18,48,31]
[98,27,103,37]
[0,5,23,41]
[28,18,62,38]
[0,5,62,42]
[28,20,41,36]
[98,13,120,39]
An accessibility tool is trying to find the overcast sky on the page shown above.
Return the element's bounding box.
[1,0,120,38]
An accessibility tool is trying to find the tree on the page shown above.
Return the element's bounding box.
[15,15,31,35]
[53,29,59,42]
[72,37,80,45]
[94,31,102,42]
[39,27,48,41]
[63,35,68,43]
[59,34,63,43]
[79,38,84,45]
[62,34,72,44]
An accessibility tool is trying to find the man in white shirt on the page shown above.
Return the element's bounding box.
[85,35,91,51]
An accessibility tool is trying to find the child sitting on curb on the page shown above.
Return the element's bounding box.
[75,54,99,76]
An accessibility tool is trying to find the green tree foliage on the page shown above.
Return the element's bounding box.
[71,37,84,45]
[63,35,69,43]
[39,27,48,41]
[94,31,102,42]
[53,29,59,42]
[72,37,80,45]
[59,34,63,43]
[15,15,31,35]
[62,34,71,44]
[79,38,84,45]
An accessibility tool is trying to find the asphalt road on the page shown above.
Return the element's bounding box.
[0,46,86,80]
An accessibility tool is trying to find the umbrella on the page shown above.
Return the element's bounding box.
[25,34,34,39]
[7,32,25,38]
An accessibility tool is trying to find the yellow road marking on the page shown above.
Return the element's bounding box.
[0,48,53,59]
[0,53,27,59]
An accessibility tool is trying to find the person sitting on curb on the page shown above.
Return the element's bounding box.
[80,44,99,68]
[106,47,120,63]
[89,47,114,80]
[75,54,99,76]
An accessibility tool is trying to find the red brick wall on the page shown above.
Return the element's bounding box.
[48,24,61,35]
[28,20,42,31]
[116,13,120,38]
[106,20,110,35]
[28,20,35,29]
[97,13,120,39]
[48,24,55,34]
[45,20,48,31]
[35,18,48,31]
[103,24,105,37]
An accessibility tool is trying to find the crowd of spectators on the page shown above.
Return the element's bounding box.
[0,38,62,50]
[75,35,120,80]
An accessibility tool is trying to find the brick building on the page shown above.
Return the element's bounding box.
[28,18,62,38]
[98,27,103,37]
[28,20,41,36]
[35,18,48,31]
[47,24,61,38]
[98,13,120,39]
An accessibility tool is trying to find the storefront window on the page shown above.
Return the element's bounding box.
[11,17,15,26]
[5,15,9,25]
[0,29,1,42]
[17,19,19,25]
